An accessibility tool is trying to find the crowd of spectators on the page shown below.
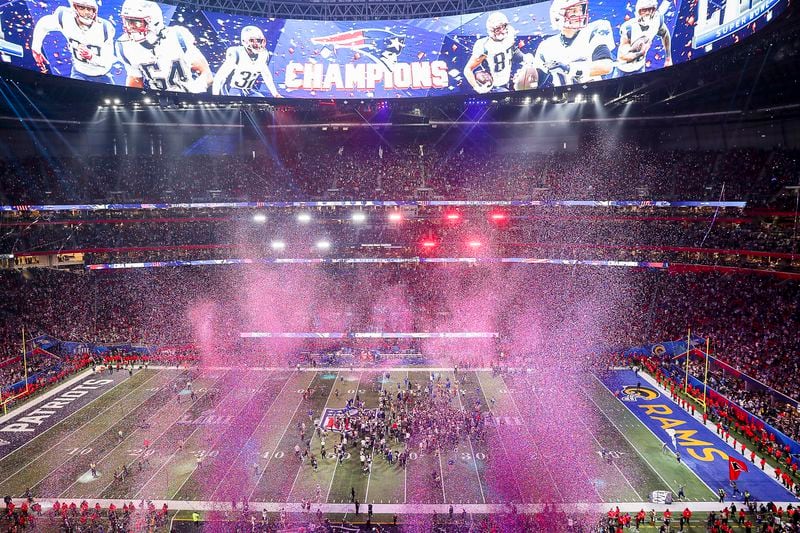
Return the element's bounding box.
[0,145,797,208]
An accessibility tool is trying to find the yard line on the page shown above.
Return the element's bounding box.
[452,372,487,505]
[0,370,161,483]
[247,370,313,503]
[364,370,388,503]
[577,410,643,501]
[586,375,680,494]
[63,370,225,498]
[209,370,293,499]
[404,370,408,504]
[437,449,447,503]
[497,374,574,503]
[133,374,233,500]
[473,372,524,502]
[285,370,340,502]
[168,371,276,500]
[325,371,363,503]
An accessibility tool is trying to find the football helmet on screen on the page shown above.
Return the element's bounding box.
[121,0,164,44]
[635,0,658,26]
[485,12,510,41]
[68,0,98,27]
[241,26,266,54]
[550,0,589,31]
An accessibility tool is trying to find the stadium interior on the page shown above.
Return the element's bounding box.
[0,0,799,530]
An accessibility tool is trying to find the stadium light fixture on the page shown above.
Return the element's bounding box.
[388,211,403,223]
[271,240,286,251]
[316,240,331,250]
[593,94,599,102]
[252,213,267,223]
[104,98,111,105]
[297,212,312,224]
[113,98,121,105]
[351,211,367,223]
[143,97,151,104]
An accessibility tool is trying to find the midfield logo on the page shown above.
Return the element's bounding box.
[319,407,376,433]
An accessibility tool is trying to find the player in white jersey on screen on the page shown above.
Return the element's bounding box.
[617,0,672,74]
[115,0,212,92]
[31,0,116,82]
[212,26,281,97]
[533,0,615,87]
[464,11,536,94]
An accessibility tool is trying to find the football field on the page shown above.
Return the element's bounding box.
[0,365,726,514]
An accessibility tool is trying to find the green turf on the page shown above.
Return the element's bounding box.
[1,368,724,506]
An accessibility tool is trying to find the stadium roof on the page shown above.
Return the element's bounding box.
[163,0,543,20]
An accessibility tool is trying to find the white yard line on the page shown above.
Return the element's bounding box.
[473,372,525,502]
[65,371,228,498]
[325,371,363,503]
[167,372,277,500]
[0,370,164,486]
[498,374,574,503]
[208,370,294,499]
[364,371,387,503]
[130,372,230,499]
[285,370,340,502]
[404,370,409,504]
[451,372,487,505]
[587,374,685,495]
[247,371,314,503]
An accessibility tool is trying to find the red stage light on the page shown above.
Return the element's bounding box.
[489,212,507,221]
[468,240,482,248]
[388,212,403,222]
[445,212,461,221]
[421,240,437,248]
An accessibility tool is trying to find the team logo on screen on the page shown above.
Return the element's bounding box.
[311,29,406,70]
[621,385,660,401]
[285,28,449,92]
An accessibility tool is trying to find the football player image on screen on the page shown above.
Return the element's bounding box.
[212,26,281,97]
[115,0,211,92]
[31,0,116,82]
[617,0,672,74]
[533,0,616,87]
[463,11,537,94]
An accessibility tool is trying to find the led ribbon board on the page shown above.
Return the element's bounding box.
[0,0,784,98]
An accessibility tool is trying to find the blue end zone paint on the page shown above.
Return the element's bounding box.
[600,369,797,503]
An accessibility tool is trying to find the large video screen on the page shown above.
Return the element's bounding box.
[0,0,785,98]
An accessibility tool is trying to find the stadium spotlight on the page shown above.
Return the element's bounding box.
[271,240,286,251]
[421,240,437,249]
[593,94,599,101]
[297,212,312,224]
[444,211,461,222]
[468,240,482,248]
[113,98,121,105]
[489,211,508,223]
[388,211,403,223]
[143,97,151,104]
[351,211,367,224]
[104,98,111,105]
[575,94,583,103]
[316,240,331,250]
[252,213,267,223]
